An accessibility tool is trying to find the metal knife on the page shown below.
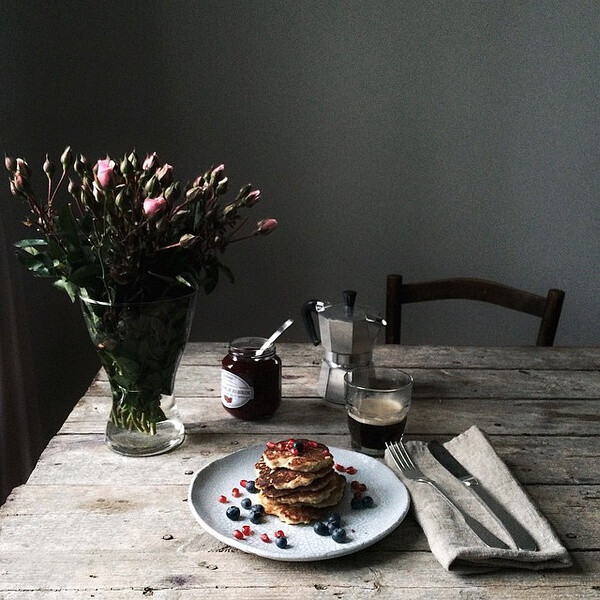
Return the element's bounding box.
[427,440,538,551]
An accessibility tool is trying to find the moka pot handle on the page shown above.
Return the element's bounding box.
[301,299,321,346]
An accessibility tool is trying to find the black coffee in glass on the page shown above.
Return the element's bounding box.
[344,367,413,457]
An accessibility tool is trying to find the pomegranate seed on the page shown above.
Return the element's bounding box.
[242,525,252,536]
[360,483,367,492]
[232,530,244,540]
[240,479,248,488]
[266,442,276,449]
[335,464,346,472]
[277,442,285,450]
[231,487,241,498]
[307,441,318,448]
[351,481,360,490]
[354,491,363,499]
[322,450,331,456]
[274,530,285,538]
[260,533,271,543]
[218,495,228,503]
[346,466,357,475]
[287,439,295,448]
[291,448,299,455]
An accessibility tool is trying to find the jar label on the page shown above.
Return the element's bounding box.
[221,370,254,408]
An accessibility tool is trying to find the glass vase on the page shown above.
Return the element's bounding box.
[79,291,197,457]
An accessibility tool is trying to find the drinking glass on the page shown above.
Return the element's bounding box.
[344,367,413,456]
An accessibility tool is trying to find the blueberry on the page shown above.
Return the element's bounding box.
[275,536,288,548]
[251,504,264,514]
[249,511,262,524]
[362,495,374,508]
[327,521,340,534]
[351,497,363,510]
[292,440,304,452]
[326,513,341,527]
[245,480,258,493]
[226,506,240,521]
[332,528,347,543]
[240,498,252,510]
[313,521,329,536]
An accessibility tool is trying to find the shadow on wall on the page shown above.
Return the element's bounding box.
[0,255,99,504]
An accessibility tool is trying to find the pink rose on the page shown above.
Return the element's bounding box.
[256,218,278,235]
[143,152,159,171]
[143,195,167,216]
[96,159,115,188]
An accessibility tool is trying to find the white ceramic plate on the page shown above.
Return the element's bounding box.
[188,445,410,561]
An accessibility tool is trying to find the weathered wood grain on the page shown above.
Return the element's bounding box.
[0,550,597,598]
[1,344,598,598]
[1,484,597,553]
[59,394,600,437]
[25,433,600,486]
[90,364,600,400]
[180,343,600,371]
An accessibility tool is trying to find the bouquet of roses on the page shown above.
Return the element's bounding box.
[5,147,277,303]
[5,148,278,441]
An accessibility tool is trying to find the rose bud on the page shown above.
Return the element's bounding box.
[179,233,198,248]
[60,146,73,169]
[120,156,133,178]
[211,164,225,181]
[4,154,17,173]
[164,181,180,202]
[16,158,31,178]
[216,176,229,195]
[75,154,91,178]
[244,189,261,207]
[156,163,174,186]
[255,218,278,235]
[128,150,139,169]
[142,152,159,171]
[96,159,116,188]
[43,154,55,179]
[13,172,28,193]
[143,195,167,217]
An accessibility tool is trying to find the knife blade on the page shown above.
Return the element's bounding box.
[427,440,538,551]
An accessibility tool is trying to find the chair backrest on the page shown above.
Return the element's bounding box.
[385,274,565,346]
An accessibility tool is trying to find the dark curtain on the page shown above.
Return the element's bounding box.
[0,220,42,505]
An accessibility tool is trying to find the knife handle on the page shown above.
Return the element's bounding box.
[425,480,510,549]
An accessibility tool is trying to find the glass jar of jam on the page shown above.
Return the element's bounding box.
[221,337,281,420]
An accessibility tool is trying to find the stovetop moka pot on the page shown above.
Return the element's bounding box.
[302,290,386,404]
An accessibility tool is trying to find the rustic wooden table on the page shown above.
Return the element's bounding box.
[1,343,599,598]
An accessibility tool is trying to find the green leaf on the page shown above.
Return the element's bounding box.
[53,278,80,301]
[14,238,47,249]
[16,250,56,277]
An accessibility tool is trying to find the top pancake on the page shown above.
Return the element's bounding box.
[262,439,334,472]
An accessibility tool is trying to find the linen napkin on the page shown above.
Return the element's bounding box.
[385,426,572,573]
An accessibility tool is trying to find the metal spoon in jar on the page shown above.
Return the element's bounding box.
[256,319,294,356]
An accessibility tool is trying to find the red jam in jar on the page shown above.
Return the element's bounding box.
[221,337,282,420]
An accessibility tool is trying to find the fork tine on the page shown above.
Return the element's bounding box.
[387,442,408,470]
[397,440,417,470]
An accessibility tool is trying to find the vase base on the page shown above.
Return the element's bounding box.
[105,418,185,457]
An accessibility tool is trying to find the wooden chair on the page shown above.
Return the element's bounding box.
[385,274,565,346]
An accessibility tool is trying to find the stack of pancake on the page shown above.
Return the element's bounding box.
[255,439,346,524]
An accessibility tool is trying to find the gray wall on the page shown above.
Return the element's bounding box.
[1,1,599,440]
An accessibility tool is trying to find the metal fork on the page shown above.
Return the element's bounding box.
[386,441,510,549]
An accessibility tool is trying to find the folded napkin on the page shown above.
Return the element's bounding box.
[385,426,572,573]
